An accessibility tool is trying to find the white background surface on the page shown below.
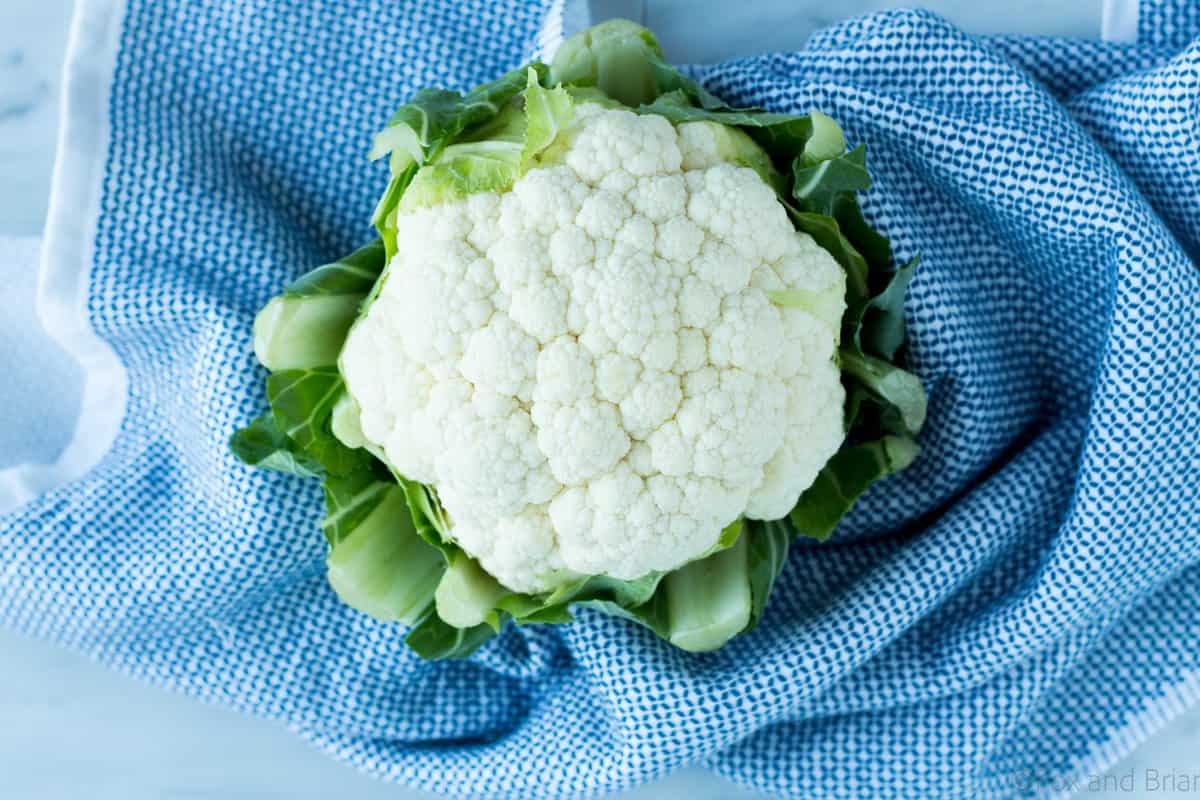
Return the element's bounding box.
[2,1,1198,798]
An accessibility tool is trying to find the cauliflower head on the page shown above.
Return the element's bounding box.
[232,19,927,659]
[339,101,847,593]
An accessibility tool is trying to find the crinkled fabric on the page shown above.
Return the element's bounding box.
[1,2,1198,799]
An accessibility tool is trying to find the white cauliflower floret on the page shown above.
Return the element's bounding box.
[533,397,630,485]
[708,291,785,374]
[436,390,558,519]
[340,104,847,593]
[453,507,573,593]
[619,370,681,439]
[459,315,539,402]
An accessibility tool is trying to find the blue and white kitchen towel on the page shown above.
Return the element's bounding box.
[2,1,1198,798]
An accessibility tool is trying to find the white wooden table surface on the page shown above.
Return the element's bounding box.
[2,1,1197,798]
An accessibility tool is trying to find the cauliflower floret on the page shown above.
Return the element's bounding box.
[619,370,681,440]
[435,390,559,519]
[454,507,573,594]
[459,314,539,402]
[708,291,785,374]
[746,356,845,519]
[341,104,847,593]
[532,397,630,485]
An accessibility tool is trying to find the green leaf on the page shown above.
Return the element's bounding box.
[371,162,417,261]
[398,65,577,213]
[507,599,575,625]
[400,139,525,211]
[404,610,496,660]
[664,530,751,652]
[329,391,370,451]
[839,349,927,436]
[574,572,664,607]
[639,44,732,111]
[831,194,892,273]
[790,436,921,541]
[792,144,872,217]
[368,65,536,172]
[252,294,362,371]
[563,85,624,109]
[392,473,455,556]
[521,66,574,163]
[251,243,381,373]
[549,18,665,107]
[861,256,919,361]
[504,570,665,627]
[321,468,392,545]
[368,119,424,170]
[370,65,539,250]
[577,591,671,640]
[635,90,793,129]
[550,18,785,120]
[325,483,444,623]
[843,383,907,438]
[802,110,846,163]
[283,239,387,298]
[229,413,323,478]
[266,368,366,476]
[435,551,508,629]
[716,518,744,550]
[743,518,791,629]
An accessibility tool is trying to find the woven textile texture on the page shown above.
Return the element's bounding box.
[1,2,1197,798]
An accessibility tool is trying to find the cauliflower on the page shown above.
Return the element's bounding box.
[339,101,847,594]
[233,19,926,658]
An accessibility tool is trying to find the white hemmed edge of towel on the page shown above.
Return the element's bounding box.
[0,0,129,514]
[536,0,568,61]
[0,0,568,516]
[1040,668,1200,800]
[1101,0,1139,42]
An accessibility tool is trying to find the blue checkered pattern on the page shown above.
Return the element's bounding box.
[1,3,1198,798]
[1138,0,1200,48]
